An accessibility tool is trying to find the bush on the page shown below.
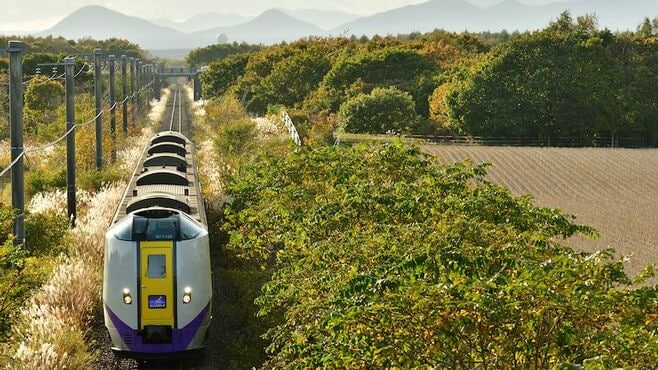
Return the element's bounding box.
[0,203,69,341]
[213,119,258,159]
[222,143,658,368]
[27,168,67,197]
[338,87,418,134]
[205,95,249,127]
[78,165,125,192]
[0,202,15,243]
[25,211,70,256]
[317,47,438,114]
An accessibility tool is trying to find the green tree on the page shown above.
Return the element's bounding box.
[22,52,58,76]
[312,47,437,116]
[222,143,658,368]
[338,87,418,134]
[255,52,331,109]
[23,76,65,136]
[446,27,625,141]
[186,42,262,67]
[200,54,250,98]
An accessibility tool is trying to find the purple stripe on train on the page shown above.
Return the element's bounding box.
[106,303,210,353]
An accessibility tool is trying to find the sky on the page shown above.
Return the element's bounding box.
[0,0,569,32]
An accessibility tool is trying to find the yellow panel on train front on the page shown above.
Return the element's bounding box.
[140,241,174,328]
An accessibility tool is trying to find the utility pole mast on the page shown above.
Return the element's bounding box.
[93,48,103,169]
[8,41,25,245]
[121,55,128,134]
[64,57,76,225]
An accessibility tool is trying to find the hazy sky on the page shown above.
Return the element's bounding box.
[0,0,569,32]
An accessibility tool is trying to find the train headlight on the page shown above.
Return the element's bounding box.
[182,287,192,304]
[122,288,132,305]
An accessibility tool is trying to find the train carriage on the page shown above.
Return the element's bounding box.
[103,131,211,355]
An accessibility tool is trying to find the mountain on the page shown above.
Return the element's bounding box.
[277,9,361,30]
[331,0,658,36]
[331,0,485,36]
[150,13,253,33]
[191,9,326,45]
[38,5,191,49]
[31,1,658,52]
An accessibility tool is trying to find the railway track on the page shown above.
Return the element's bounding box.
[95,84,212,370]
[163,86,190,137]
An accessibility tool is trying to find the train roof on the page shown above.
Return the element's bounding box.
[112,131,207,226]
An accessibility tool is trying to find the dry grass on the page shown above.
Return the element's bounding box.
[4,103,159,369]
[423,145,658,276]
[12,259,98,369]
[253,116,285,137]
[8,183,126,370]
[148,88,171,123]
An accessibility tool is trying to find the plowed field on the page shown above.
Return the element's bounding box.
[424,145,658,276]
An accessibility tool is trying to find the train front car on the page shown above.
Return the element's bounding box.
[103,132,211,356]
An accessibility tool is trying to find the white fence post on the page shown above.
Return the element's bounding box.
[281,110,302,146]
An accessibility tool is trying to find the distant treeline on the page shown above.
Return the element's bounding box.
[186,42,263,67]
[197,12,658,147]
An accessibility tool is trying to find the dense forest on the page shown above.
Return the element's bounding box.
[198,13,658,146]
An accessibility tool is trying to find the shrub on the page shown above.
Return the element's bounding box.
[205,95,249,127]
[318,47,438,114]
[0,202,15,243]
[78,165,125,192]
[25,211,70,256]
[26,168,67,198]
[213,119,258,159]
[338,87,418,134]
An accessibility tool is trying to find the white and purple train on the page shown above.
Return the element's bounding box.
[103,131,211,356]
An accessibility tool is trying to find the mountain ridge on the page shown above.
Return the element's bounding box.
[29,1,658,50]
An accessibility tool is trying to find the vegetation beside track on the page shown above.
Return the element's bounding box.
[221,142,658,368]
[198,12,658,146]
[0,73,158,368]
[194,91,658,368]
[194,95,287,368]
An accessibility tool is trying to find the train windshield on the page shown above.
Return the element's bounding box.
[113,211,203,241]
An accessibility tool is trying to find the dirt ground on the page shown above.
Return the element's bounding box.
[423,145,658,277]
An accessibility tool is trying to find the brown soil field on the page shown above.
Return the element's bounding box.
[423,145,658,277]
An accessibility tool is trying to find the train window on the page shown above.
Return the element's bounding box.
[113,213,203,241]
[147,255,166,278]
[179,214,202,239]
[114,217,133,241]
[147,218,178,240]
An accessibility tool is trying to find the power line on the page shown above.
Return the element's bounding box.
[73,62,90,78]
[1,79,157,178]
[0,97,125,178]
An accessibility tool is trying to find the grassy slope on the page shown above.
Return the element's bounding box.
[423,145,658,276]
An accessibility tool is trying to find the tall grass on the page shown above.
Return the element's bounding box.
[3,94,162,368]
[8,183,125,369]
[13,259,97,369]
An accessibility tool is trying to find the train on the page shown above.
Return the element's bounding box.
[103,130,211,356]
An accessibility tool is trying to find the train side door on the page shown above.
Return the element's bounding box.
[139,241,175,329]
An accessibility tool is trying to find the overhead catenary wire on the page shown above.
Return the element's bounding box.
[73,62,90,78]
[178,89,182,133]
[1,74,157,178]
[22,71,65,86]
[169,87,178,132]
[0,92,136,178]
